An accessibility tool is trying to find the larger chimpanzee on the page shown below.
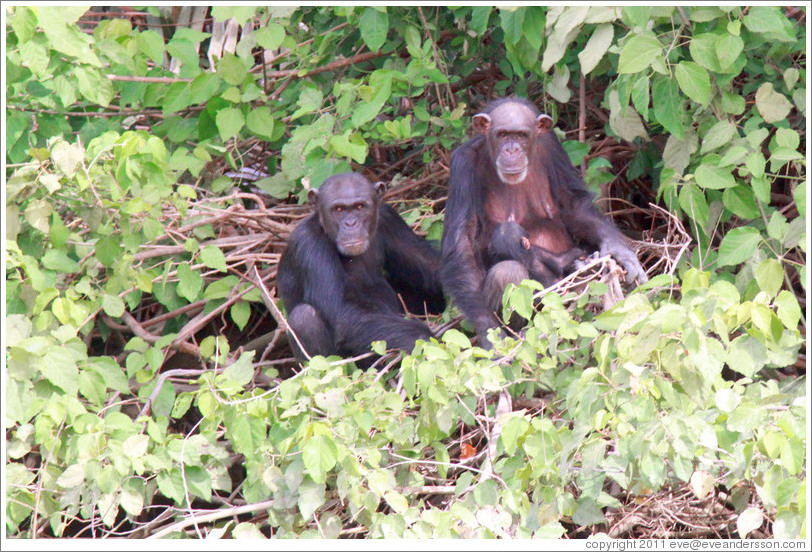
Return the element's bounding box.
[277,172,445,362]
[441,97,647,346]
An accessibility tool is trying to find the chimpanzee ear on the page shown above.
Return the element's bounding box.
[373,181,386,197]
[307,188,319,205]
[537,113,554,133]
[472,113,491,134]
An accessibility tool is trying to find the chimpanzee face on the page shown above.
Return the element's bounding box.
[472,102,554,185]
[309,173,385,256]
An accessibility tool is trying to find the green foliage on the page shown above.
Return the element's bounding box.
[5,5,806,540]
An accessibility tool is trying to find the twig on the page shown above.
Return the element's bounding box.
[249,266,311,361]
[106,74,192,83]
[146,499,275,539]
[263,50,387,79]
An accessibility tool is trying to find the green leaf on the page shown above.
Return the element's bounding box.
[302,435,337,484]
[74,66,115,107]
[95,234,122,268]
[572,499,605,526]
[297,478,325,520]
[617,34,662,74]
[42,347,81,393]
[737,507,763,538]
[329,135,367,164]
[694,163,735,190]
[699,121,736,155]
[755,83,792,124]
[351,70,392,127]
[157,470,185,504]
[470,7,492,36]
[215,107,245,142]
[200,245,227,272]
[290,87,324,120]
[254,23,285,50]
[689,33,721,72]
[743,6,795,41]
[473,479,497,506]
[184,466,212,500]
[715,34,743,72]
[675,61,710,105]
[12,6,38,43]
[651,76,683,139]
[217,52,249,86]
[120,479,144,516]
[102,293,126,318]
[56,464,85,489]
[689,470,714,499]
[499,415,530,456]
[755,259,783,298]
[774,290,801,330]
[137,30,165,64]
[255,175,294,199]
[722,185,759,220]
[42,249,80,273]
[51,140,84,178]
[607,89,648,142]
[223,353,254,387]
[246,107,275,140]
[88,357,129,393]
[384,490,409,515]
[230,302,250,331]
[177,262,203,302]
[745,152,766,179]
[499,8,525,47]
[211,6,257,26]
[123,434,149,459]
[162,82,190,115]
[716,227,762,267]
[359,7,389,52]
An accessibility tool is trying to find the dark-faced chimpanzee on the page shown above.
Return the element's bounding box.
[441,97,648,346]
[277,172,445,362]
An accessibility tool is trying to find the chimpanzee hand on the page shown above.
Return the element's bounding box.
[600,239,648,285]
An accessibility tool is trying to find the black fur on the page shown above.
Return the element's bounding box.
[278,173,445,361]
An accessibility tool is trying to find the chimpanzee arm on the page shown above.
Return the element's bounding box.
[440,142,495,339]
[378,204,446,315]
[543,134,648,284]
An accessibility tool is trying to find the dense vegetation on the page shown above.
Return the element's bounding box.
[4,6,807,539]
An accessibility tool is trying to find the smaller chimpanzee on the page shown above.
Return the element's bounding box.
[277,172,445,363]
[487,221,592,287]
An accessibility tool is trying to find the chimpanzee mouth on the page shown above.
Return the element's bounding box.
[339,240,368,256]
[498,166,528,184]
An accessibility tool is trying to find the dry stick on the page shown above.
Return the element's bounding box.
[579,72,587,175]
[249,265,311,361]
[118,312,201,358]
[138,368,208,419]
[417,7,446,111]
[107,74,192,83]
[146,499,275,539]
[171,283,255,348]
[262,50,387,79]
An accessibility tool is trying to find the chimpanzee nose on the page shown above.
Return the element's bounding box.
[344,218,358,228]
[505,143,520,155]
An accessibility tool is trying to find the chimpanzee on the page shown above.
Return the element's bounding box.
[277,172,445,362]
[488,220,591,287]
[441,97,647,346]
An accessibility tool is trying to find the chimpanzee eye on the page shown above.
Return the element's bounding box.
[334,206,343,213]
[497,130,507,139]
[355,203,364,210]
